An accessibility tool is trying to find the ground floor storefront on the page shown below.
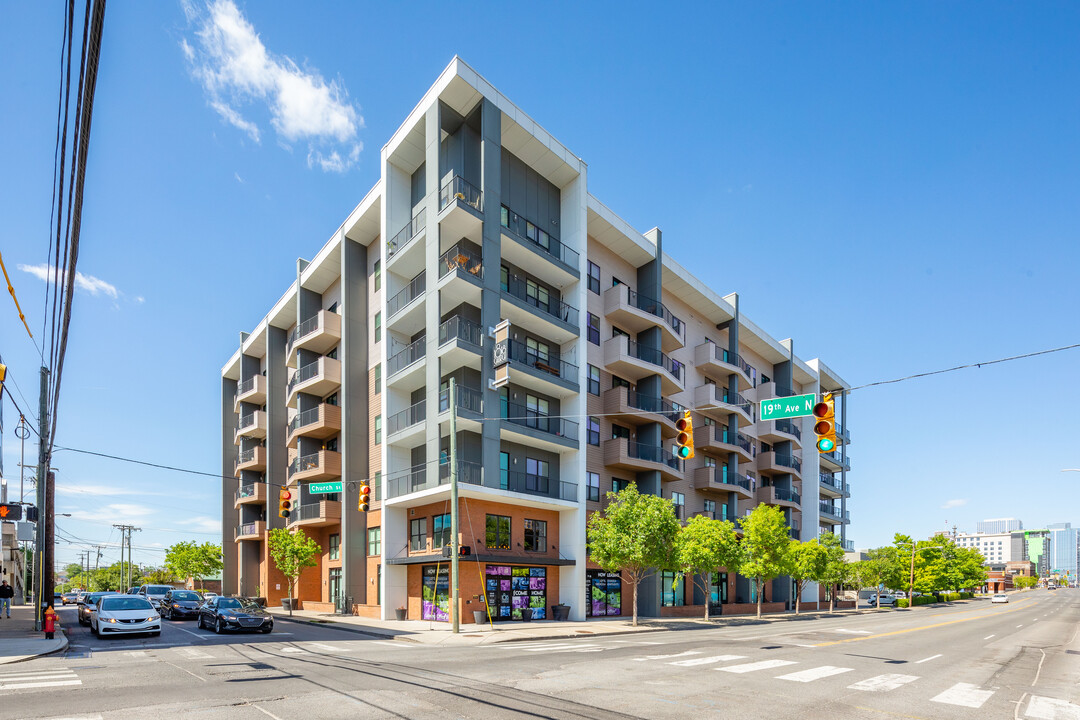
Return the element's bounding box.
[403,561,564,623]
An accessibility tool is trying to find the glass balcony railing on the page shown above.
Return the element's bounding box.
[387,271,425,318]
[507,339,577,382]
[500,203,579,268]
[502,400,578,441]
[439,244,483,280]
[388,337,425,376]
[773,453,802,473]
[502,271,579,327]
[438,315,483,348]
[625,390,681,424]
[387,399,426,435]
[626,339,683,382]
[439,176,482,213]
[772,486,801,505]
[714,427,754,455]
[387,208,427,260]
[437,385,483,415]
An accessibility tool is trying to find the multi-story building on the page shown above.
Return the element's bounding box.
[220,58,853,622]
[1046,523,1079,579]
[977,518,1023,534]
[956,530,1018,564]
[1024,530,1053,578]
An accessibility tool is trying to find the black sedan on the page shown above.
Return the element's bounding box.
[197,596,273,634]
[160,589,204,620]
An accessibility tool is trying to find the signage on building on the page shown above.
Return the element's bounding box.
[309,481,343,494]
[491,319,511,389]
[759,393,817,421]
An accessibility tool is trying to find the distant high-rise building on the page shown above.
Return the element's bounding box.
[955,530,1017,564]
[977,518,1023,534]
[1024,530,1053,577]
[1047,523,1079,579]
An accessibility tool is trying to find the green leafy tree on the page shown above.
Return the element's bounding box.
[165,541,224,590]
[587,484,679,626]
[739,504,794,618]
[672,515,742,621]
[137,567,179,586]
[788,539,825,615]
[862,547,897,608]
[817,532,848,612]
[1014,575,1037,589]
[267,528,322,616]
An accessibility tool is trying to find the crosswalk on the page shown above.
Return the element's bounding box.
[0,667,83,691]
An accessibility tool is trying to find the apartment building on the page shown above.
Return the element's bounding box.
[220,58,852,622]
[956,530,1019,564]
[1046,523,1079,578]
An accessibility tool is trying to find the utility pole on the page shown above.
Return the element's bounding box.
[113,525,140,593]
[34,365,49,630]
[449,377,459,635]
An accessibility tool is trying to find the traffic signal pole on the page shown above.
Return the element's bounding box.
[449,378,459,635]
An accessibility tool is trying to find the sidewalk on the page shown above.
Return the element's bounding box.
[0,604,68,664]
[266,604,890,646]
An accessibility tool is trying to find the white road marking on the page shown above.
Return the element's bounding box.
[0,670,75,680]
[1025,695,1080,720]
[178,647,212,659]
[524,644,604,653]
[716,659,798,674]
[160,660,206,683]
[307,643,347,652]
[668,655,745,667]
[915,654,942,664]
[0,679,83,690]
[848,674,920,692]
[831,629,872,635]
[1018,625,1024,628]
[634,650,702,661]
[985,635,996,640]
[252,704,287,720]
[126,651,148,657]
[367,641,403,647]
[930,682,994,708]
[171,626,208,638]
[777,665,853,682]
[279,647,308,654]
[40,715,102,720]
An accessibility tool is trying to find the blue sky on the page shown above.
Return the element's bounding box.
[2,2,1078,573]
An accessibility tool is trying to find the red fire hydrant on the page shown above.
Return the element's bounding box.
[44,606,57,639]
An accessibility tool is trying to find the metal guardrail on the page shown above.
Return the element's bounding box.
[387,271,425,319]
[235,483,257,501]
[438,315,483,348]
[439,244,483,280]
[439,176,482,212]
[502,271,579,327]
[772,486,801,504]
[775,419,802,440]
[387,400,426,435]
[503,400,579,441]
[437,385,482,415]
[773,453,802,473]
[236,523,258,538]
[625,390,681,423]
[288,361,321,392]
[288,452,321,478]
[387,208,427,260]
[388,337,425,376]
[626,441,682,471]
[507,339,577,382]
[626,339,683,381]
[625,287,684,338]
[500,203,579,268]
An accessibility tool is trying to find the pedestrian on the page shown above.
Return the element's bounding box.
[0,580,13,618]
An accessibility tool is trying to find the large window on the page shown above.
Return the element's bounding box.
[525,458,549,493]
[367,527,381,556]
[500,451,509,490]
[374,312,382,343]
[587,365,600,396]
[486,515,511,550]
[526,279,550,313]
[587,313,600,345]
[710,572,728,605]
[409,518,427,552]
[526,337,550,364]
[612,478,631,494]
[526,394,550,432]
[374,415,382,443]
[374,259,381,291]
[612,424,630,440]
[671,492,685,520]
[524,519,547,553]
[587,417,600,446]
[587,261,601,294]
[661,570,685,607]
[374,364,381,395]
[433,513,451,549]
[329,533,340,561]
[587,472,600,502]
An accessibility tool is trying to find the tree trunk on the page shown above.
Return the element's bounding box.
[632,577,638,627]
[756,579,763,619]
[794,584,801,615]
[703,572,710,622]
[829,585,835,613]
[289,579,295,616]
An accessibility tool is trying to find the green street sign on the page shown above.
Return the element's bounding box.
[759,393,817,421]
[309,481,343,494]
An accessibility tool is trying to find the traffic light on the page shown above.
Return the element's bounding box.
[674,410,695,460]
[0,504,23,521]
[278,488,293,519]
[813,393,837,453]
[25,506,38,522]
[358,481,371,512]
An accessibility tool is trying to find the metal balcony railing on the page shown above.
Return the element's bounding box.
[236,523,258,538]
[820,502,841,518]
[500,203,579,268]
[388,337,425,376]
[437,385,483,415]
[439,176,482,212]
[288,312,326,349]
[775,419,802,440]
[625,287,684,338]
[626,441,682,471]
[773,453,802,473]
[237,412,256,430]
[288,407,320,435]
[235,483,257,501]
[235,448,258,469]
[236,376,256,398]
[438,315,483,348]
[437,459,483,486]
[288,361,321,393]
[387,400,426,435]
[709,344,754,377]
[387,208,427,260]
[713,427,754,455]
[625,390,681,423]
[502,401,578,441]
[288,452,322,478]
[772,486,801,505]
[293,503,335,522]
[625,339,683,381]
[387,271,425,318]
[507,339,577,381]
[502,271,579,327]
[439,244,483,280]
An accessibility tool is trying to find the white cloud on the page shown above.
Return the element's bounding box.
[57,483,169,497]
[175,516,222,534]
[18,263,119,299]
[941,498,968,509]
[66,503,155,523]
[182,0,363,172]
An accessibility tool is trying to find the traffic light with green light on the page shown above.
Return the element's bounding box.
[675,411,695,460]
[813,393,837,453]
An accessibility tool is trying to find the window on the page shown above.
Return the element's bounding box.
[373,471,381,501]
[526,279,550,312]
[526,457,549,493]
[704,456,716,468]
[711,572,728,605]
[325,392,339,406]
[704,500,716,517]
[433,513,451,549]
[526,394,549,432]
[612,375,630,389]
[500,452,509,490]
[526,337,550,364]
[501,205,509,228]
[672,492,685,520]
[587,364,600,395]
[374,312,382,342]
[409,518,427,552]
[526,221,537,243]
[329,533,340,561]
[612,424,630,440]
[661,570,685,607]
[587,261,601,295]
[612,326,629,339]
[326,347,338,360]
[486,514,511,549]
[367,527,381,555]
[374,259,381,292]
[612,478,630,494]
[613,277,624,287]
[587,417,600,446]
[374,415,382,443]
[374,364,381,395]
[587,472,600,502]
[524,519,547,552]
[587,313,600,345]
[500,265,509,292]
[325,437,338,452]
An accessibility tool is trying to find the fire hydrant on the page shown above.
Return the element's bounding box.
[44,605,57,639]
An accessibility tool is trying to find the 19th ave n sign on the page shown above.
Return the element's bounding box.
[759,393,817,421]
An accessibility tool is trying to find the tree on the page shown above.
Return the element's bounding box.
[1014,575,1037,589]
[788,539,825,615]
[817,532,848,612]
[267,528,321,616]
[863,547,896,609]
[739,504,794,618]
[672,515,742,621]
[137,567,178,586]
[587,484,679,626]
[165,541,224,590]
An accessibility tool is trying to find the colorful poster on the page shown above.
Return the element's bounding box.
[422,565,450,622]
[485,565,546,620]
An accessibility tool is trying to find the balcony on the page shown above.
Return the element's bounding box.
[843,539,855,551]
[437,385,484,434]
[286,310,342,366]
[386,399,426,448]
[500,401,577,453]
[386,271,426,335]
[692,467,753,498]
[286,357,342,408]
[602,386,681,436]
[820,449,851,472]
[694,383,753,426]
[603,284,685,351]
[385,460,483,499]
[603,438,683,483]
[438,244,483,308]
[500,203,579,287]
[758,451,802,478]
[234,482,266,508]
[386,207,427,276]
[438,176,483,246]
[386,337,426,391]
[234,410,268,444]
[757,485,801,509]
[288,450,342,483]
[818,473,850,498]
[836,422,852,444]
[790,523,802,540]
[438,316,483,375]
[233,374,267,411]
[696,425,755,463]
[234,446,267,476]
[603,335,684,395]
[694,342,753,390]
[289,500,342,529]
[756,381,797,400]
[819,502,844,524]
[503,471,578,502]
[506,339,578,398]
[286,403,342,449]
[234,521,265,542]
[500,271,579,344]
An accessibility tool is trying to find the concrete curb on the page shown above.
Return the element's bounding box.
[0,633,69,665]
[268,613,418,642]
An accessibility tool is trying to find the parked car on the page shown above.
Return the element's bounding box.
[991,593,1009,604]
[197,596,273,634]
[62,592,78,605]
[78,591,120,625]
[160,589,204,620]
[868,593,897,606]
[126,587,141,594]
[137,584,174,610]
[90,595,160,638]
[53,591,64,606]
[201,592,219,599]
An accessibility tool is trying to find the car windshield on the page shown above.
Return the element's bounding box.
[86,593,112,602]
[171,591,201,601]
[100,597,153,611]
[217,598,243,609]
[145,585,172,594]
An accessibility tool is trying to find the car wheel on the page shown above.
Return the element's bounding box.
[260,625,272,634]
[215,617,224,634]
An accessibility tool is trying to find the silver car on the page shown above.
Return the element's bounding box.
[137,584,174,610]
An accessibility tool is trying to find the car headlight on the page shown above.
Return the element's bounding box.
[147,616,157,621]
[107,618,118,624]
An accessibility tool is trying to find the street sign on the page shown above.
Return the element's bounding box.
[309,481,343,494]
[759,393,817,421]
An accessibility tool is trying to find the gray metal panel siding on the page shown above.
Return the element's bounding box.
[221,377,239,596]
[341,236,370,605]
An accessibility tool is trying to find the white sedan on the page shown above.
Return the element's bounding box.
[91,595,161,638]
[991,594,1009,604]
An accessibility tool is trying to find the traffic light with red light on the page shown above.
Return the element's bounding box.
[358,482,371,512]
[278,488,293,519]
[813,393,837,454]
[675,411,695,460]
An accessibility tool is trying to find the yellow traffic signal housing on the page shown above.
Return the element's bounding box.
[278,488,293,519]
[358,482,371,512]
[813,393,837,453]
[674,410,695,460]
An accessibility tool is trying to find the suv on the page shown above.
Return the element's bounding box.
[137,584,175,610]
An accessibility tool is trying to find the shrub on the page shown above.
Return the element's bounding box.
[895,598,910,608]
[913,595,934,606]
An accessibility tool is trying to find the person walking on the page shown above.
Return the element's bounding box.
[0,580,14,618]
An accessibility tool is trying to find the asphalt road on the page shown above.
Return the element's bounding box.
[3,590,1078,719]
